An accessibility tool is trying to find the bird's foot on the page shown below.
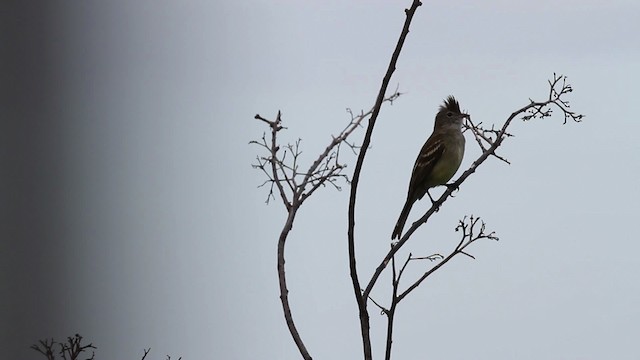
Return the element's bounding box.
[445,183,459,196]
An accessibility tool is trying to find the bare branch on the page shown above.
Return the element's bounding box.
[59,334,96,360]
[141,348,151,360]
[395,253,414,285]
[394,216,498,302]
[251,54,404,360]
[367,294,389,315]
[251,87,403,360]
[31,339,56,360]
[347,2,423,359]
[252,83,403,209]
[409,254,444,262]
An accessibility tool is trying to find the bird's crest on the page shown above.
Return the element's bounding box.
[439,96,461,114]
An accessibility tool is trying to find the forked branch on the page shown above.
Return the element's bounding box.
[397,215,499,302]
[251,70,402,360]
[347,1,423,359]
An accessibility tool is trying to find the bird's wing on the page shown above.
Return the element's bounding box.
[408,138,445,199]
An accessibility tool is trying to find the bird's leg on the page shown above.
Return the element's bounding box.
[426,190,440,212]
[426,189,436,203]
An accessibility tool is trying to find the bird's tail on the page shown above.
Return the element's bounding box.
[391,198,414,240]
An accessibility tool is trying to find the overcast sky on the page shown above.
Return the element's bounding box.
[3,1,640,359]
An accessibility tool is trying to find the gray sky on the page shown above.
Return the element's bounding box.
[3,1,640,359]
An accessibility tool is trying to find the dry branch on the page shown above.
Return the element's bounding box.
[251,61,403,360]
[346,2,423,358]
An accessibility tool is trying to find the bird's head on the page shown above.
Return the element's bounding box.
[434,95,470,131]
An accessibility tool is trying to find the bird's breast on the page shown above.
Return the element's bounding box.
[429,133,465,186]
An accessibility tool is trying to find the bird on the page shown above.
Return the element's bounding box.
[391,96,469,240]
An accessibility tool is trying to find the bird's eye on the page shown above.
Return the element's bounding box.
[446,112,453,117]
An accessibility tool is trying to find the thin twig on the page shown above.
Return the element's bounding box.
[397,216,498,302]
[141,348,151,360]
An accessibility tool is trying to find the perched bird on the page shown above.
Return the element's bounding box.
[391,96,469,239]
